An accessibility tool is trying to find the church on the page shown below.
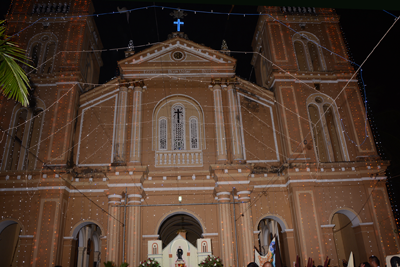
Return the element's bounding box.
[0,1,399,267]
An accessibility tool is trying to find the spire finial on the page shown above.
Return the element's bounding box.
[221,39,230,56]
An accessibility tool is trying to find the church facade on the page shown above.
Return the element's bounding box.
[0,1,399,267]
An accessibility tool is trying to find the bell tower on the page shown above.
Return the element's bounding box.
[251,6,377,163]
[2,0,103,169]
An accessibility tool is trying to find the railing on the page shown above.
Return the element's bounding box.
[155,150,203,167]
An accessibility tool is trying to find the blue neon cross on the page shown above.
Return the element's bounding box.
[174,19,184,32]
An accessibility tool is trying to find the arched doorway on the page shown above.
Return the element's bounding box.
[71,223,102,267]
[331,210,361,267]
[158,214,203,248]
[258,217,288,266]
[0,220,22,267]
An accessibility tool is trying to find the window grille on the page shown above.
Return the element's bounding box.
[159,118,167,150]
[190,118,198,149]
[172,105,185,150]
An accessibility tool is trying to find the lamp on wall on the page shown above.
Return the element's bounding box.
[178,196,182,203]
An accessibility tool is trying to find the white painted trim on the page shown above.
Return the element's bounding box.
[238,93,280,162]
[202,233,218,237]
[144,187,214,191]
[108,183,143,189]
[216,192,231,196]
[63,236,77,240]
[254,176,386,189]
[124,73,236,78]
[216,181,250,185]
[247,160,280,163]
[70,189,107,193]
[320,224,335,228]
[80,88,119,108]
[281,229,294,233]
[76,94,118,165]
[19,235,34,238]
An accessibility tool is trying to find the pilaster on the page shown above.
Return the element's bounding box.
[130,82,145,163]
[114,85,128,163]
[237,191,253,266]
[107,194,122,265]
[127,194,142,267]
[217,192,235,267]
[227,84,244,162]
[211,83,228,161]
[77,247,85,267]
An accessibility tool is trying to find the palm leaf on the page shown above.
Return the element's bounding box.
[0,20,35,107]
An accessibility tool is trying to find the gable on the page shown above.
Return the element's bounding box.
[118,37,236,78]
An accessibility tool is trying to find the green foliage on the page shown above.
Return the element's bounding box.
[104,262,115,267]
[0,20,34,107]
[103,261,129,267]
[198,255,223,267]
[138,258,160,267]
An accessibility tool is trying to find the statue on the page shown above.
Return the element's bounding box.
[177,246,183,260]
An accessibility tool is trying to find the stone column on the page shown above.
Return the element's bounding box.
[77,247,85,267]
[94,251,101,267]
[227,84,244,162]
[212,83,228,161]
[237,191,254,266]
[127,194,142,267]
[217,192,235,267]
[114,85,128,163]
[107,194,122,265]
[130,83,144,163]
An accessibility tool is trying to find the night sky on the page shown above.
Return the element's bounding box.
[1,2,400,216]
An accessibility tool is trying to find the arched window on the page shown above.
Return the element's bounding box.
[3,106,45,171]
[202,241,207,253]
[25,109,44,169]
[30,43,41,70]
[159,118,167,150]
[27,33,58,74]
[307,42,322,71]
[292,32,325,72]
[294,41,309,71]
[323,104,343,161]
[6,109,28,170]
[307,95,347,162]
[308,104,329,162]
[190,117,199,149]
[152,244,158,254]
[41,42,56,73]
[172,105,185,150]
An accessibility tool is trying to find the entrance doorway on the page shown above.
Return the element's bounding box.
[71,222,102,267]
[158,214,203,248]
[332,211,361,267]
[0,220,21,267]
[258,217,288,266]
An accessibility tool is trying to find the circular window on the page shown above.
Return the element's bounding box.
[315,97,323,103]
[173,51,184,60]
[41,36,49,41]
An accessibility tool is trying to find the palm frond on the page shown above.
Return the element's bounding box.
[0,20,35,107]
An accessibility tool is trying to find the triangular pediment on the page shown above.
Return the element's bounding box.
[118,36,236,78]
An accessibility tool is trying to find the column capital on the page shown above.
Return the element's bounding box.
[216,191,231,202]
[119,84,128,92]
[127,193,142,204]
[237,190,251,202]
[108,194,122,204]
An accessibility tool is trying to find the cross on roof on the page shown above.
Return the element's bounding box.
[174,19,184,32]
